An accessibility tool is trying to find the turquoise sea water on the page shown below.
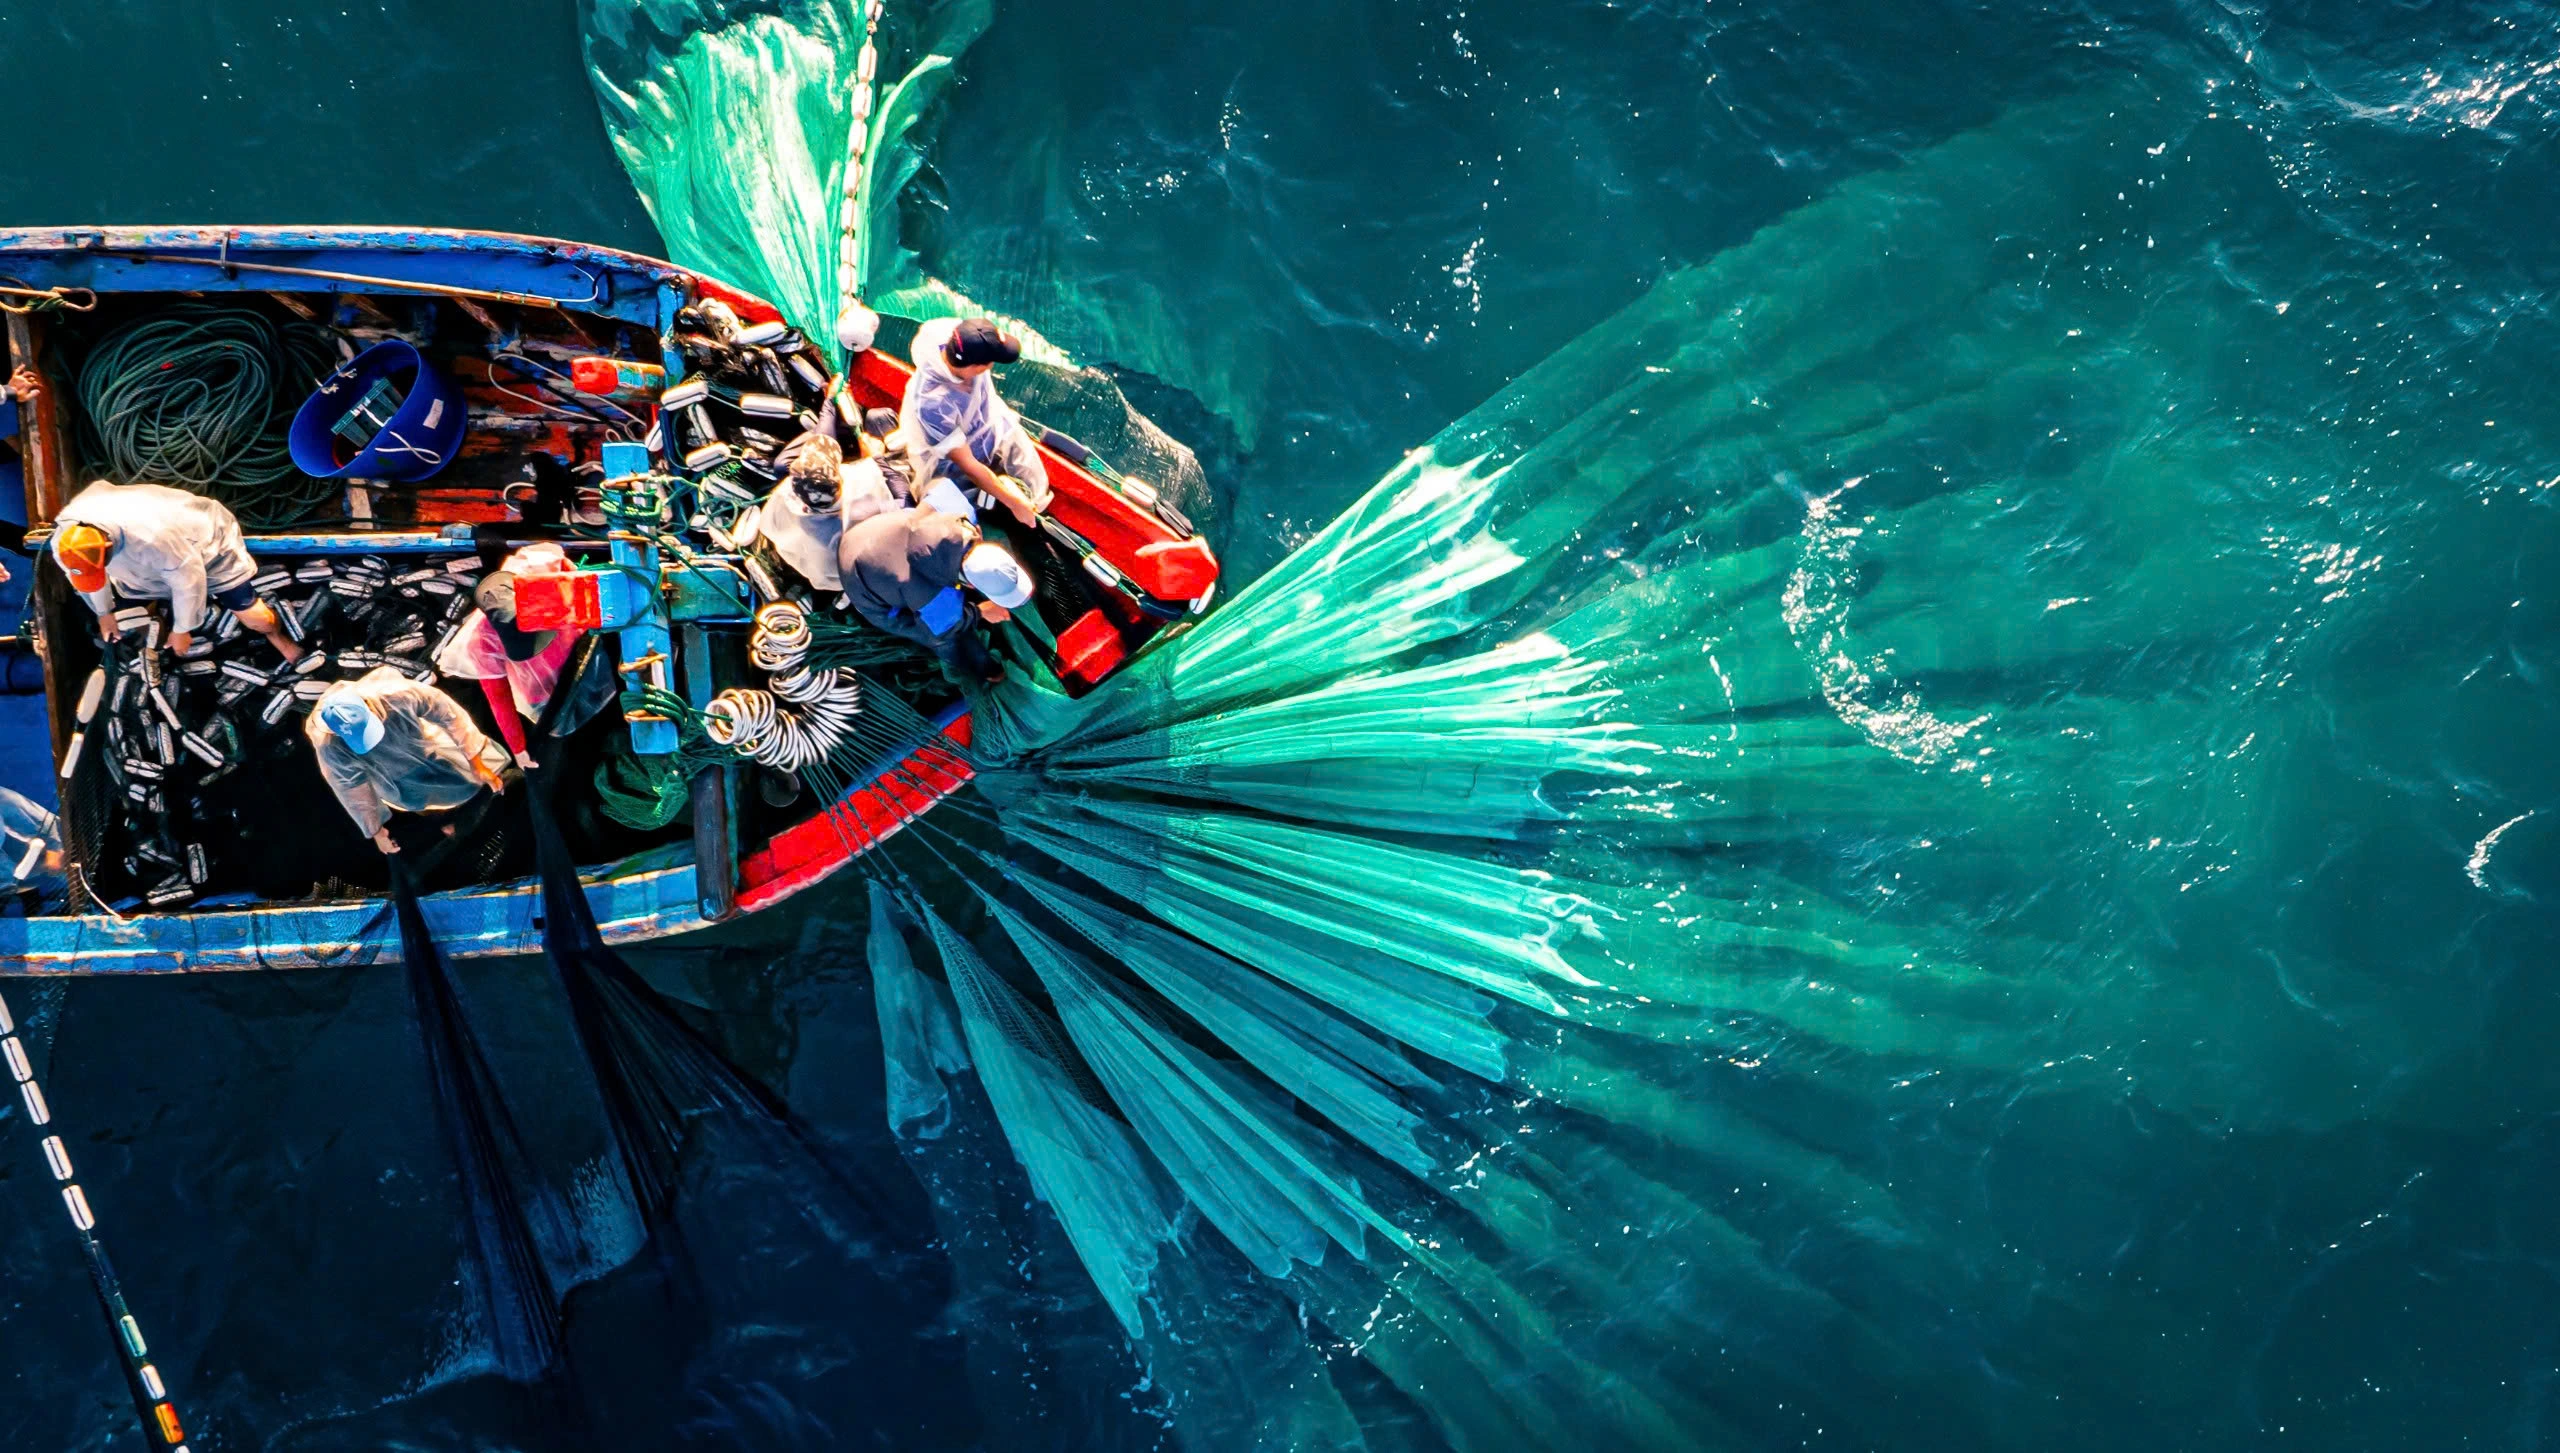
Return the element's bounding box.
[9,1,2560,1449]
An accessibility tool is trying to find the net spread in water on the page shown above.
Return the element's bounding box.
[860,82,2491,1447]
[577,17,2478,1444]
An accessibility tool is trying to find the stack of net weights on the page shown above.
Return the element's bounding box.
[651,298,839,594]
[86,553,487,909]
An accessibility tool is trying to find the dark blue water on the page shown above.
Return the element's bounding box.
[9,1,2560,1449]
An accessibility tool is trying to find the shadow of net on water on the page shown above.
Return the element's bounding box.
[246,775,978,1451]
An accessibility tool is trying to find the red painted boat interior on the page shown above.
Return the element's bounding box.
[845,347,1219,605]
[736,714,977,910]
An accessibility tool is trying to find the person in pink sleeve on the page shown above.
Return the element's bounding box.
[432,543,584,768]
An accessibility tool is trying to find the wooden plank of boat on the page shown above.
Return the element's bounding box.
[0,702,976,974]
[0,226,689,326]
[0,858,706,975]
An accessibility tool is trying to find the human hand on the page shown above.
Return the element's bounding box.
[95,614,116,644]
[514,749,538,770]
[373,828,400,854]
[167,631,193,657]
[978,602,1011,624]
[996,475,1046,526]
[8,367,42,402]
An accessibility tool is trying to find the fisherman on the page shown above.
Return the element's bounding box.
[775,399,913,505]
[748,405,922,602]
[307,667,513,856]
[0,366,46,566]
[843,406,916,512]
[51,480,302,661]
[836,503,1036,685]
[902,317,1050,529]
[432,542,583,769]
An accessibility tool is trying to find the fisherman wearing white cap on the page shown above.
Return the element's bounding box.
[836,502,1035,685]
[306,667,512,855]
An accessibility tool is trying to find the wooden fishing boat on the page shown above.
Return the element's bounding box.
[0,226,1216,974]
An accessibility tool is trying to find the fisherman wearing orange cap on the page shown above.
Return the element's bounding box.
[51,480,301,661]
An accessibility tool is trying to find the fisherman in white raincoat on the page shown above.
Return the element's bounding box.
[51,480,302,660]
[752,407,908,596]
[901,317,1050,529]
[307,668,512,856]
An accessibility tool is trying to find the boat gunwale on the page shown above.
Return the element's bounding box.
[0,701,973,975]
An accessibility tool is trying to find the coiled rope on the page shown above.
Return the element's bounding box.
[702,603,865,771]
[74,303,338,529]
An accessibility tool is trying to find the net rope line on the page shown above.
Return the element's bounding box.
[0,278,97,314]
[0,985,195,1449]
[835,0,889,327]
[607,589,975,866]
[761,682,983,870]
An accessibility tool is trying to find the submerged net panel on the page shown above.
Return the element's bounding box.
[907,888,1177,1338]
[865,78,2463,1451]
[584,6,2435,1441]
[866,880,970,1139]
[391,862,564,1383]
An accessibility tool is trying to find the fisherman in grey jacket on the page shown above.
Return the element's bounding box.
[836,505,1035,685]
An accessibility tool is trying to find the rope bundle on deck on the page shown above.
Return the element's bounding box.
[702,602,863,772]
[73,302,339,528]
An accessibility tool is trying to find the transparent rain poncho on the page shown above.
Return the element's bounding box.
[306,668,509,839]
[432,542,580,721]
[54,480,258,634]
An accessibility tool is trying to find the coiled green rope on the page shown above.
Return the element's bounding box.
[73,303,340,528]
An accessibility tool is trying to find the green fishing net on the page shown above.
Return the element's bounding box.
[830,78,2544,1449]
[586,11,2541,1440]
[580,0,975,341]
[581,0,1216,527]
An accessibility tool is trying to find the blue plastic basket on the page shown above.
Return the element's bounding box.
[288,339,467,483]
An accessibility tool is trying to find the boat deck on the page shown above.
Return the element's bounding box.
[0,225,1212,971]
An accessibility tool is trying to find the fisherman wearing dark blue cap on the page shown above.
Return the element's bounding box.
[900,316,1051,529]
